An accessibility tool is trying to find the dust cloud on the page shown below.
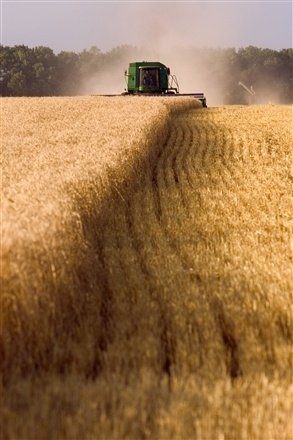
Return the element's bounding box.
[80,3,288,105]
[81,62,128,96]
[79,3,238,105]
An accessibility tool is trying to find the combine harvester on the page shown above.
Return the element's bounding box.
[99,61,207,107]
[123,62,207,107]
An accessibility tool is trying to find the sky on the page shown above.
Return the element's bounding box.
[1,1,292,53]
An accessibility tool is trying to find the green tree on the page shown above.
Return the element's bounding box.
[56,51,81,95]
[7,71,26,96]
[32,46,58,95]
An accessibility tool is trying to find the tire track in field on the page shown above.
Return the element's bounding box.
[157,112,246,379]
[152,109,247,378]
[128,109,245,379]
[97,108,236,380]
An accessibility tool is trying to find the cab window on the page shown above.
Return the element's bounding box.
[140,68,159,88]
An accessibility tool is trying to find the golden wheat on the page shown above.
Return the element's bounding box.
[1,99,292,439]
[1,96,198,376]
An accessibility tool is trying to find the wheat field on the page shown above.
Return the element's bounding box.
[1,97,292,439]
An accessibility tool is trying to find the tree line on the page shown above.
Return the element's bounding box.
[0,44,292,103]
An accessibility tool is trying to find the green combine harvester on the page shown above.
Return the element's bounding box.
[122,61,207,107]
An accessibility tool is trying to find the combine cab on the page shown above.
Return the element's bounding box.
[123,61,207,107]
